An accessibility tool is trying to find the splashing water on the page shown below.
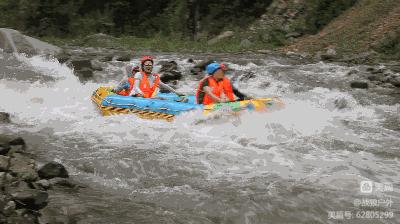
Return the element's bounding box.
[1,51,399,223]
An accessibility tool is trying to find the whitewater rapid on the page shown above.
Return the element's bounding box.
[0,51,399,223]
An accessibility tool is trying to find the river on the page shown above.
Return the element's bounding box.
[0,49,399,223]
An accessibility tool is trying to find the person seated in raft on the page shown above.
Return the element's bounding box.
[113,56,184,97]
[112,65,140,95]
[196,62,251,105]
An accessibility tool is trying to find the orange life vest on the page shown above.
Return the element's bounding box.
[116,77,135,96]
[139,71,160,98]
[196,76,234,105]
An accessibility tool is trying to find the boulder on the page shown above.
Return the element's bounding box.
[240,39,253,48]
[38,162,69,179]
[207,31,234,45]
[159,61,178,73]
[320,48,337,61]
[0,112,11,123]
[70,59,92,71]
[48,177,77,188]
[7,216,37,224]
[0,28,61,55]
[10,189,48,210]
[3,200,16,216]
[8,137,25,146]
[350,81,369,89]
[389,76,400,87]
[0,155,10,171]
[35,179,50,190]
[115,53,131,62]
[55,51,71,64]
[9,154,38,181]
[90,59,103,71]
[160,71,183,83]
[0,143,10,155]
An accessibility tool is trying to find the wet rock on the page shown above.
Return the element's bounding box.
[389,76,400,87]
[55,51,71,64]
[0,143,10,155]
[208,31,234,45]
[0,213,6,223]
[90,59,103,71]
[38,162,69,179]
[3,200,16,216]
[49,177,77,188]
[367,67,386,74]
[99,54,113,62]
[334,98,349,110]
[0,172,17,184]
[0,112,11,123]
[10,189,48,210]
[160,71,183,83]
[187,58,194,63]
[239,72,256,81]
[350,81,369,89]
[259,82,271,89]
[159,61,178,73]
[116,53,131,62]
[0,28,61,55]
[9,137,25,146]
[346,69,358,76]
[7,215,37,224]
[70,59,92,71]
[190,59,215,75]
[35,179,50,190]
[240,39,253,48]
[9,154,38,181]
[0,155,10,171]
[75,68,94,80]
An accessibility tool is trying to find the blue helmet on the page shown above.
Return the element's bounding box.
[206,62,223,74]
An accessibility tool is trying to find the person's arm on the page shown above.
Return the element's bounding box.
[159,81,180,95]
[204,87,224,102]
[129,72,144,96]
[232,85,248,100]
[112,80,130,93]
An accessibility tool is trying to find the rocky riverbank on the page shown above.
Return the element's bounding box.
[0,112,81,224]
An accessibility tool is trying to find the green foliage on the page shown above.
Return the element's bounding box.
[0,0,271,38]
[302,0,358,34]
[374,29,400,59]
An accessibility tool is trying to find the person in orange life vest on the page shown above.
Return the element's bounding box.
[196,62,250,105]
[130,56,184,98]
[112,65,140,96]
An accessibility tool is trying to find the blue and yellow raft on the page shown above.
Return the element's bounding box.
[91,87,284,121]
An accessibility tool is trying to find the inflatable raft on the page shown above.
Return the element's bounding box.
[91,87,284,121]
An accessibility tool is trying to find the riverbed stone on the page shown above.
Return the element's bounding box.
[389,76,400,87]
[350,81,369,89]
[0,143,10,155]
[35,179,51,190]
[7,215,37,224]
[0,112,11,123]
[0,155,10,171]
[9,154,38,181]
[3,200,16,216]
[38,162,69,179]
[159,61,178,72]
[8,137,25,146]
[10,188,48,210]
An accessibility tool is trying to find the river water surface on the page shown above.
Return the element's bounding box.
[0,50,399,223]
